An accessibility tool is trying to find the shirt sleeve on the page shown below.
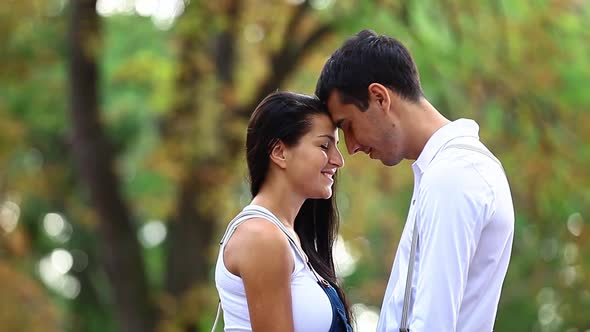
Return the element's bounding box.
[410,162,494,331]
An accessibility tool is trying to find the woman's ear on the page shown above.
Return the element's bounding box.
[368,83,391,113]
[269,141,288,169]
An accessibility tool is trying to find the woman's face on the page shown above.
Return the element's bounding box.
[283,113,344,199]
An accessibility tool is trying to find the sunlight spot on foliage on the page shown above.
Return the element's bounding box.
[60,275,81,299]
[536,287,563,331]
[0,201,20,234]
[244,24,265,44]
[51,249,74,274]
[97,0,185,30]
[334,235,358,278]
[310,0,334,10]
[566,212,583,237]
[56,223,73,243]
[135,0,157,16]
[150,0,185,30]
[39,257,60,284]
[97,0,135,16]
[536,287,557,305]
[285,0,305,5]
[43,213,72,243]
[39,255,81,299]
[139,220,167,248]
[352,303,379,332]
[538,302,561,328]
[561,266,578,287]
[43,213,64,237]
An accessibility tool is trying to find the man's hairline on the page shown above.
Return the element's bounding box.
[332,85,425,104]
[324,88,370,113]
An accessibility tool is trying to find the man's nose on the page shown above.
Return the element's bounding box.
[344,133,361,155]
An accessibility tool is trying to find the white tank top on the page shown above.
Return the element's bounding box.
[214,205,333,332]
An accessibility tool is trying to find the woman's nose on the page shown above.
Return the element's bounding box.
[331,146,345,168]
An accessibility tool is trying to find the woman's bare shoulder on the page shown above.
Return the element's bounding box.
[224,217,293,277]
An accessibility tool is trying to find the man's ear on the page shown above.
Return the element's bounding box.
[269,140,288,169]
[368,83,391,112]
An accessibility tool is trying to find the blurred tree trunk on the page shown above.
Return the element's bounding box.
[163,1,333,329]
[66,1,334,331]
[67,1,155,332]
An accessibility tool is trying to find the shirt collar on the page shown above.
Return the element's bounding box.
[413,118,480,173]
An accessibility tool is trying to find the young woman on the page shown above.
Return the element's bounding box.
[214,92,353,332]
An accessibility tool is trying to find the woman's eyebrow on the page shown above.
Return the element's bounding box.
[317,134,338,144]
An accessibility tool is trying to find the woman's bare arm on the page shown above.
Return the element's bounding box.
[224,218,295,332]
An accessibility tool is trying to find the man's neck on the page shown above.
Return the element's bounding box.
[402,98,450,160]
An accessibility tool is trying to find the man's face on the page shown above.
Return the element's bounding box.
[325,90,405,166]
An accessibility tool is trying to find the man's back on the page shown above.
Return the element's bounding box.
[438,142,514,331]
[377,119,514,331]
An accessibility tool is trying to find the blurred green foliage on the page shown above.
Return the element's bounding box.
[0,0,588,331]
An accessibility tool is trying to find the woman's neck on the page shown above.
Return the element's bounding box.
[250,182,303,229]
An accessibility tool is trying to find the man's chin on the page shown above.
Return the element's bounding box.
[368,151,402,166]
[381,157,402,167]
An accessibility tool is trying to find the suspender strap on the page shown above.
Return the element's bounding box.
[211,301,222,332]
[400,220,419,332]
[399,143,503,332]
[444,144,503,167]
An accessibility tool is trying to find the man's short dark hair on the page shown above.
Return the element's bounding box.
[315,29,423,110]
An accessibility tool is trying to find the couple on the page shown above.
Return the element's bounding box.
[214,30,514,332]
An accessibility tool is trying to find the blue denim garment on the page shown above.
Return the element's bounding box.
[319,280,353,332]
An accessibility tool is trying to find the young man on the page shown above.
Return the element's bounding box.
[316,29,514,331]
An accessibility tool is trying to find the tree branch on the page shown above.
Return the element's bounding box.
[284,0,311,39]
[236,22,334,120]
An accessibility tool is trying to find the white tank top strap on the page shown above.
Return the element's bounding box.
[219,209,265,247]
[214,204,335,332]
[245,205,326,284]
[219,205,325,283]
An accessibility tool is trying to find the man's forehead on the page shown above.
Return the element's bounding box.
[326,90,348,115]
[326,90,344,106]
[323,93,345,130]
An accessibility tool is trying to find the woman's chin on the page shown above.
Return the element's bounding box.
[306,187,333,200]
[319,188,333,199]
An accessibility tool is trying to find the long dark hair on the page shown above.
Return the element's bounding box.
[246,91,353,323]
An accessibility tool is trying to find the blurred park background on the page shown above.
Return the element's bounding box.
[1,0,589,331]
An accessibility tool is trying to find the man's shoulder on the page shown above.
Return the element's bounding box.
[420,153,495,206]
[424,153,489,183]
[428,142,505,184]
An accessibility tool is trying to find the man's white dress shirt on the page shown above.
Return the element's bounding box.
[376,119,514,332]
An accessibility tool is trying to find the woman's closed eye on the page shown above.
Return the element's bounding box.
[320,143,329,150]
